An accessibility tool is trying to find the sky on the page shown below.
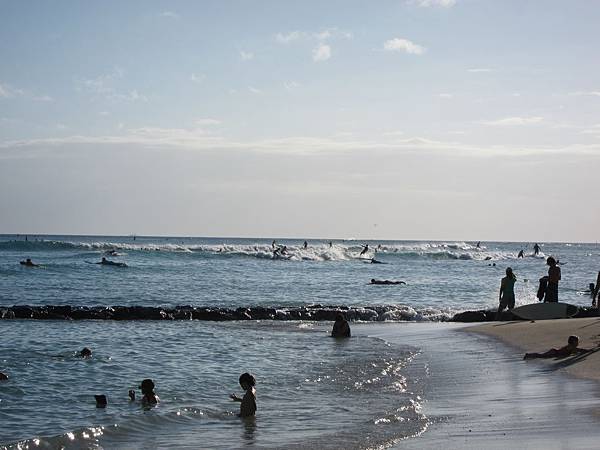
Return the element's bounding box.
[1,0,599,242]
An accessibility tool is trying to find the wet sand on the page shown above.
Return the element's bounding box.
[359,322,600,449]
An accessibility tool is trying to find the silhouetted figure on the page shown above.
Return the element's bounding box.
[370,279,406,285]
[0,372,8,381]
[95,395,107,408]
[230,373,257,417]
[79,347,92,358]
[533,243,540,255]
[359,244,369,257]
[545,256,561,303]
[524,335,593,359]
[140,379,159,406]
[496,267,516,320]
[476,241,480,248]
[20,258,38,267]
[331,313,351,337]
[303,241,308,249]
[517,249,524,258]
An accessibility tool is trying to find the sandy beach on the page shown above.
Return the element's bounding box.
[468,317,600,382]
[361,321,600,449]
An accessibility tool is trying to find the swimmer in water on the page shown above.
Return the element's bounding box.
[0,372,8,381]
[19,258,39,267]
[370,279,406,285]
[331,313,351,338]
[94,394,107,408]
[97,257,127,267]
[140,379,160,406]
[230,373,257,417]
[79,347,92,358]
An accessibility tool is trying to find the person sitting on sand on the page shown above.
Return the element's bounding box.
[140,379,159,406]
[79,347,92,358]
[0,371,8,381]
[331,313,351,337]
[496,267,516,320]
[19,258,39,267]
[230,372,257,417]
[524,335,593,359]
[370,279,406,285]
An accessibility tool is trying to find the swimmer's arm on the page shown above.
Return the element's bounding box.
[230,393,242,402]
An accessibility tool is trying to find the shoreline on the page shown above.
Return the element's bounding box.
[467,317,600,382]
[360,321,600,449]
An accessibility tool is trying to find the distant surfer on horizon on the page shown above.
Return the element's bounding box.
[303,241,308,249]
[19,258,39,267]
[533,243,540,255]
[476,241,481,248]
[359,244,369,257]
[517,249,524,258]
[370,279,406,285]
[97,257,127,267]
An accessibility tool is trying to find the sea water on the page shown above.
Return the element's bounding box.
[1,236,599,448]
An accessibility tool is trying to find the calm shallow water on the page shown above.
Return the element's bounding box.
[1,236,599,448]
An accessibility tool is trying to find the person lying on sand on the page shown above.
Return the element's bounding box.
[230,372,257,417]
[524,335,594,359]
[370,279,406,285]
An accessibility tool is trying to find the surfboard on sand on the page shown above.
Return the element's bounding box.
[511,302,578,320]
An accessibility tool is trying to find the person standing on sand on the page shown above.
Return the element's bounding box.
[545,256,561,303]
[496,267,517,320]
[593,272,600,308]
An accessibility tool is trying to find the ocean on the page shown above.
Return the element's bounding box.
[1,235,599,448]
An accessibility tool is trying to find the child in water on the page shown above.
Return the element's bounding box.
[140,378,160,406]
[229,372,256,417]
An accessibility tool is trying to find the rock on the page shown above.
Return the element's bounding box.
[451,310,488,322]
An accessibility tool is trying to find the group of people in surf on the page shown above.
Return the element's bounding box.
[18,250,127,268]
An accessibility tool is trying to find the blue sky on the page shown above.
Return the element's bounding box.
[1,0,599,241]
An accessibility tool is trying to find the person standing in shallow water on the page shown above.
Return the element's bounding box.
[496,267,517,320]
[545,256,561,303]
[331,313,351,337]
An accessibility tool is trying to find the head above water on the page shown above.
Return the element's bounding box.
[335,313,346,322]
[546,256,557,266]
[140,378,155,394]
[568,335,579,347]
[239,372,256,388]
[80,347,92,358]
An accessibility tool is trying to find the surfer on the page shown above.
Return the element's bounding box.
[331,313,351,338]
[370,258,385,264]
[272,240,277,249]
[517,249,524,258]
[140,379,159,407]
[524,335,594,359]
[370,279,406,285]
[19,258,39,267]
[329,241,333,248]
[303,241,308,249]
[230,372,257,417]
[545,256,561,303]
[105,249,118,256]
[533,243,540,255]
[359,244,369,257]
[97,257,127,267]
[496,267,517,320]
[476,241,481,248]
[0,372,8,381]
[79,347,92,358]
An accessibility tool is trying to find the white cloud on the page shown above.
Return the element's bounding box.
[240,51,254,61]
[276,28,352,44]
[411,0,456,7]
[78,68,145,102]
[159,11,180,19]
[3,129,599,158]
[568,91,600,97]
[383,38,426,55]
[195,118,221,126]
[0,81,51,102]
[248,87,262,94]
[276,31,306,44]
[467,68,493,73]
[190,73,205,83]
[480,116,544,126]
[312,43,331,62]
[284,81,300,90]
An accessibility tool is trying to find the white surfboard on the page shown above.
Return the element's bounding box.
[511,302,578,320]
